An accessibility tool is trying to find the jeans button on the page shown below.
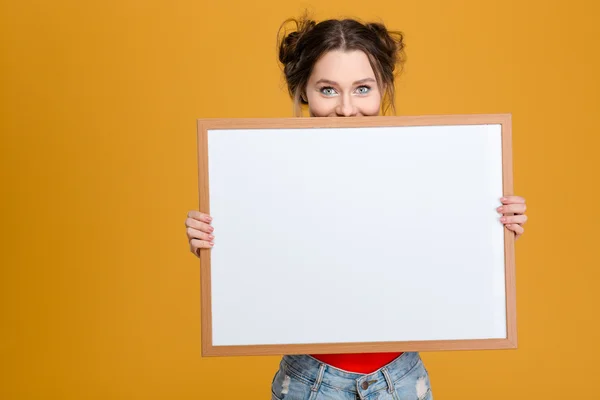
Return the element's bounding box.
[361,381,369,390]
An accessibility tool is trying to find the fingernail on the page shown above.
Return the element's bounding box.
[209,227,214,232]
[209,235,214,240]
[209,242,214,247]
[500,197,507,202]
[207,217,213,222]
[500,217,506,222]
[497,207,503,212]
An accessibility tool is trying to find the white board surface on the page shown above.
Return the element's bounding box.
[205,123,508,348]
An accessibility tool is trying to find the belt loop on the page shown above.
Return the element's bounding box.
[381,367,394,394]
[311,363,326,392]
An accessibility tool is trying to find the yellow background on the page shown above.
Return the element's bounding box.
[1,0,599,398]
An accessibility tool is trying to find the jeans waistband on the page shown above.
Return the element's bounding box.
[281,352,422,397]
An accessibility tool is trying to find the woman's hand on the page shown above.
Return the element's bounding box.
[185,210,214,257]
[497,196,527,240]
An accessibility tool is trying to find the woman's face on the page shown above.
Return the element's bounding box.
[305,50,382,117]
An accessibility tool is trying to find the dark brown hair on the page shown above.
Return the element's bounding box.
[278,16,406,116]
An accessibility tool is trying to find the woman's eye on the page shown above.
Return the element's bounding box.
[320,87,337,96]
[356,86,371,95]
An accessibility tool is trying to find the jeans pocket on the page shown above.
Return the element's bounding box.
[271,363,292,400]
[393,358,433,400]
[271,391,284,400]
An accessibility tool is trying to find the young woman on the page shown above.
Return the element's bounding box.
[185,17,528,400]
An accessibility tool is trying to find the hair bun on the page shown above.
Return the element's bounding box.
[366,22,405,62]
[278,18,317,66]
[279,31,299,64]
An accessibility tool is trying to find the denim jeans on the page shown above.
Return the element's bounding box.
[271,352,433,400]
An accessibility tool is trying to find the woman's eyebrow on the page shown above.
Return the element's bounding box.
[314,77,376,86]
[353,78,376,85]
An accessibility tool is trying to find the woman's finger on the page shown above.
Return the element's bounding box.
[187,210,213,224]
[500,196,526,205]
[185,217,214,235]
[186,228,215,242]
[497,203,527,215]
[500,215,528,225]
[190,239,214,257]
[505,223,524,240]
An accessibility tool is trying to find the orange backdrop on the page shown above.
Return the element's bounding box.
[1,0,599,399]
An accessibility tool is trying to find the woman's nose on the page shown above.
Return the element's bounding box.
[335,97,358,117]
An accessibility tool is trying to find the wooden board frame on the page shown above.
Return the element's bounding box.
[196,114,516,357]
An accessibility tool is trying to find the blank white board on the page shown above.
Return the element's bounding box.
[196,114,516,356]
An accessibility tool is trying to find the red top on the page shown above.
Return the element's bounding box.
[311,352,403,374]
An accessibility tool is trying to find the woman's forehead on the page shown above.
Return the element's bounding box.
[309,50,376,84]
